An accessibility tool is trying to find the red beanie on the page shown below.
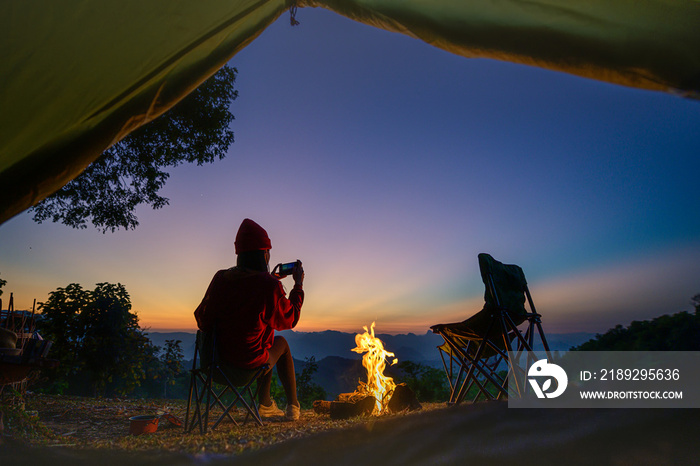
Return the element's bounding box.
[235,218,272,254]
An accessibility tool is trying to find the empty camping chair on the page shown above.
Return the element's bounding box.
[184,330,269,434]
[431,253,552,404]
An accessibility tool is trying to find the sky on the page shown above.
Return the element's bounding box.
[1,8,699,336]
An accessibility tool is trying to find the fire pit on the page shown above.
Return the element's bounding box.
[314,323,421,419]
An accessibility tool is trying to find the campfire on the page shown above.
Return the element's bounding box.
[314,322,421,419]
[352,322,398,415]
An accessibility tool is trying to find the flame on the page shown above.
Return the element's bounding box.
[352,322,398,415]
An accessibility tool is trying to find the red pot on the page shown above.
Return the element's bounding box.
[129,415,159,435]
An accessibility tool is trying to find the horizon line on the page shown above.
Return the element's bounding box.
[145,328,598,336]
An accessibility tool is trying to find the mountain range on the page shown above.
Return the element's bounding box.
[147,329,595,364]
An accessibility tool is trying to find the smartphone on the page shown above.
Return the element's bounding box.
[277,262,296,277]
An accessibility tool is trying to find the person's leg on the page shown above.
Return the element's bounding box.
[258,366,274,407]
[262,335,299,407]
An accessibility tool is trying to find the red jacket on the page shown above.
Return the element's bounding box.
[194,267,303,368]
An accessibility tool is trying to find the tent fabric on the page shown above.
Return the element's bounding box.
[2,0,699,225]
[1,0,291,225]
[304,0,700,94]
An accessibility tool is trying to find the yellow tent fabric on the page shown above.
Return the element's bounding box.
[1,0,290,225]
[308,0,700,94]
[1,0,699,225]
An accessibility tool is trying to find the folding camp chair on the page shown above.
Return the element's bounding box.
[184,330,269,433]
[431,253,552,404]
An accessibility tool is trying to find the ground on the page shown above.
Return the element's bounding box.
[2,393,443,456]
[2,394,699,465]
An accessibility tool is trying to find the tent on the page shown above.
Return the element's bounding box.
[2,0,699,225]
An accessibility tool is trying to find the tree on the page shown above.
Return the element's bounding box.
[78,283,143,395]
[267,357,327,408]
[30,65,238,232]
[160,339,185,398]
[36,283,90,388]
[0,273,6,296]
[37,282,157,396]
[394,361,449,402]
[571,301,700,351]
[296,357,327,408]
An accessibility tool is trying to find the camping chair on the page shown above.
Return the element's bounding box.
[184,330,269,433]
[431,253,552,404]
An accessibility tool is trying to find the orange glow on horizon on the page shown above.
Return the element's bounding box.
[11,245,698,338]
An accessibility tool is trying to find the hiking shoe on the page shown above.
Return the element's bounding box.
[258,400,284,418]
[285,403,300,421]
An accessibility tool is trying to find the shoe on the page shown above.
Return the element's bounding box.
[285,403,300,421]
[258,400,284,418]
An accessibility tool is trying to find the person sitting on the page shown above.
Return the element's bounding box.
[194,218,304,421]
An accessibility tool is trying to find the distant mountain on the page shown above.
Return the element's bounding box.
[296,356,365,398]
[295,356,416,400]
[276,329,446,363]
[146,329,596,363]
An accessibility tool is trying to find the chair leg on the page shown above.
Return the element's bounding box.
[184,370,196,432]
[184,342,201,433]
[438,350,456,401]
[185,372,208,434]
[461,323,507,401]
[202,365,216,434]
[243,377,265,426]
[209,365,268,430]
[439,319,513,404]
[237,368,266,426]
[207,383,239,426]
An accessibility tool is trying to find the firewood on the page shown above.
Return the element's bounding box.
[313,400,331,415]
[329,396,375,420]
[387,383,422,413]
[334,392,367,403]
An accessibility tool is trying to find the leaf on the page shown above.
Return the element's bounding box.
[542,379,552,392]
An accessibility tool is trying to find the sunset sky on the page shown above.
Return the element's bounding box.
[1,8,699,336]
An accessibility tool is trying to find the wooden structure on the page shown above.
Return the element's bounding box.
[0,293,58,396]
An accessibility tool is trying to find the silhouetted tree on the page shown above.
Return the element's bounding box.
[36,283,90,389]
[296,356,327,408]
[30,65,238,232]
[0,273,6,297]
[571,299,700,351]
[267,357,326,408]
[37,282,158,396]
[78,283,143,395]
[394,361,450,402]
[160,339,184,398]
